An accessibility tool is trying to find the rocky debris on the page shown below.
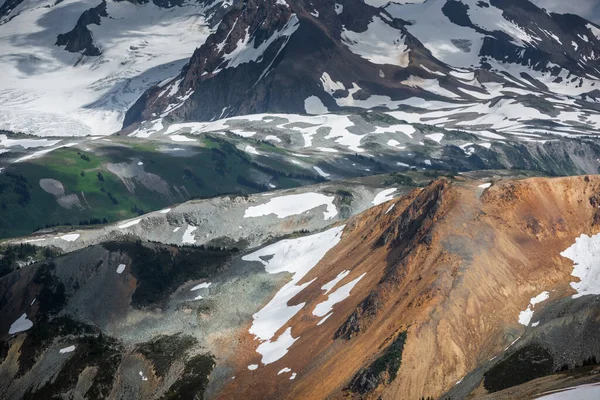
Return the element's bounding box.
[335,179,452,340]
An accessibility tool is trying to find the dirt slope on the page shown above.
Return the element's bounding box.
[215,175,600,400]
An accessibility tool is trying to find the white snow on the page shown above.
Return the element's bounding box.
[478,183,492,189]
[313,166,330,178]
[317,147,338,153]
[289,372,297,380]
[244,145,260,155]
[0,0,213,136]
[9,313,33,334]
[401,76,459,98]
[139,371,148,381]
[321,270,350,294]
[304,96,328,115]
[313,273,366,317]
[59,345,76,354]
[170,134,196,142]
[118,218,142,229]
[255,327,298,364]
[518,291,550,326]
[0,135,60,149]
[265,135,281,143]
[220,15,299,73]
[334,3,343,14]
[375,124,416,138]
[159,208,171,214]
[191,282,211,291]
[385,204,396,214]
[372,188,397,205]
[181,225,197,244]
[59,233,80,242]
[425,133,444,143]
[317,312,332,326]
[341,16,410,67]
[244,193,337,220]
[116,264,126,274]
[248,364,258,371]
[278,367,292,375]
[536,383,600,400]
[244,226,344,363]
[561,233,600,298]
[386,139,406,150]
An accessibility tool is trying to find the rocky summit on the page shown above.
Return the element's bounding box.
[2,1,600,399]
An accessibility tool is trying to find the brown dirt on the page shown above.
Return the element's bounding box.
[213,175,600,400]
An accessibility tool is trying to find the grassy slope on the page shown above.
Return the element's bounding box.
[0,137,319,238]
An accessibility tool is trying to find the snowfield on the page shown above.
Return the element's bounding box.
[536,383,600,399]
[518,291,549,326]
[0,0,212,136]
[372,188,397,205]
[313,272,366,317]
[561,233,600,298]
[9,313,33,335]
[243,193,338,220]
[59,345,76,354]
[341,16,410,67]
[243,226,344,364]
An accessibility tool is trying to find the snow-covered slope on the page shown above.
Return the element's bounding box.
[0,0,228,136]
[4,0,600,139]
[120,0,600,138]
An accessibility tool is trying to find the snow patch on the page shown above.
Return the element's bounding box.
[244,226,344,363]
[244,192,337,220]
[118,218,142,229]
[59,233,80,242]
[518,291,549,326]
[9,313,33,335]
[182,225,197,245]
[305,96,328,115]
[116,264,126,274]
[341,16,410,67]
[59,345,76,354]
[372,188,397,205]
[536,383,600,399]
[313,273,366,317]
[561,233,600,298]
[244,145,260,155]
[321,270,350,294]
[191,282,211,291]
[313,166,330,178]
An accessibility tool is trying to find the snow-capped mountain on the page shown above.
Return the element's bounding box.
[3,0,600,138]
[123,0,600,137]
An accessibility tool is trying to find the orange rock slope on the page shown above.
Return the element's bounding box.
[215,175,600,400]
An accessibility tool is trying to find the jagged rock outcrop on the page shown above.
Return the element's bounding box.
[55,1,108,56]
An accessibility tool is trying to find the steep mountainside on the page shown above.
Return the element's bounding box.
[3,174,600,399]
[123,0,600,138]
[3,1,600,399]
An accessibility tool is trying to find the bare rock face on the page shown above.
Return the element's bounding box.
[122,0,445,127]
[55,1,108,56]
